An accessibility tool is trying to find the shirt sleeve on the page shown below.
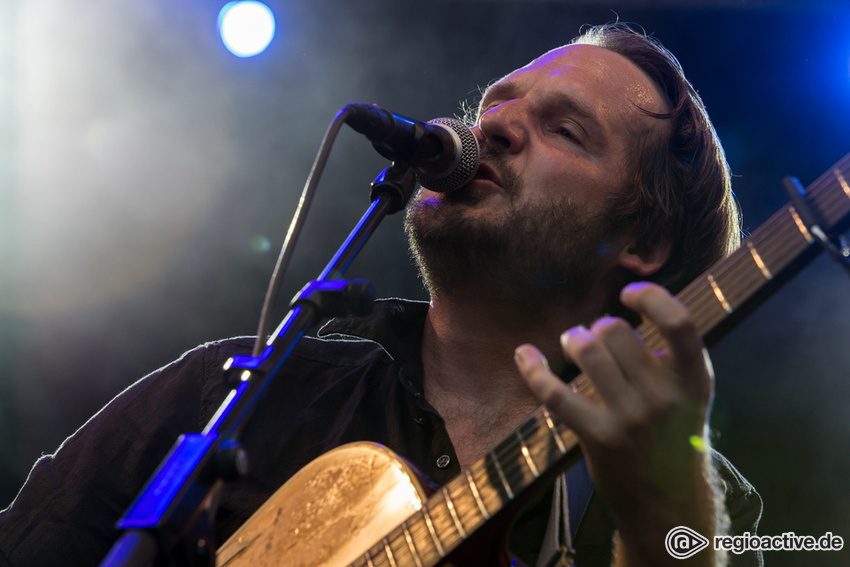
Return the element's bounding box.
[0,340,239,567]
[714,451,764,567]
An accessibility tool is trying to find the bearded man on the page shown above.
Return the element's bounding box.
[0,24,762,567]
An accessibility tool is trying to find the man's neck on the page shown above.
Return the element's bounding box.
[420,288,606,465]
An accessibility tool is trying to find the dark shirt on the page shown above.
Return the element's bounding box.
[0,299,762,566]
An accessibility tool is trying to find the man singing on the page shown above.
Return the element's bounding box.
[0,24,762,567]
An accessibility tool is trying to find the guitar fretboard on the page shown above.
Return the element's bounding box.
[349,153,850,567]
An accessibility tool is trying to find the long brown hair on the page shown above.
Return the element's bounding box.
[574,23,742,294]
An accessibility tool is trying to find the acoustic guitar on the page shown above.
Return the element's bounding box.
[217,154,850,567]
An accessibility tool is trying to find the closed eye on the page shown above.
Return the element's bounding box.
[555,126,581,145]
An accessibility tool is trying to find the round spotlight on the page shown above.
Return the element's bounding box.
[218,1,275,58]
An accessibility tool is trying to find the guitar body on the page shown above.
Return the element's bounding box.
[217,442,429,567]
[217,442,523,567]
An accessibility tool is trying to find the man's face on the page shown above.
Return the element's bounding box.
[405,44,669,303]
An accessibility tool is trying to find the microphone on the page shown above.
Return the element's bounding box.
[343,103,479,193]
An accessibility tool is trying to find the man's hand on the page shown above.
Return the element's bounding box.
[515,282,718,566]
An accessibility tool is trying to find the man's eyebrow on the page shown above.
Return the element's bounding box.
[546,93,604,133]
[478,80,518,111]
[480,80,605,136]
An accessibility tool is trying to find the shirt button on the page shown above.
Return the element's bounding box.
[436,455,451,469]
[414,417,426,425]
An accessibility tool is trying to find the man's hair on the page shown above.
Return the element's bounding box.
[572,23,742,294]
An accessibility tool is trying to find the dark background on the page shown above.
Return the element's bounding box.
[1,1,849,564]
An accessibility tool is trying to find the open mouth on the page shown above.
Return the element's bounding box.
[471,162,503,188]
[444,161,504,204]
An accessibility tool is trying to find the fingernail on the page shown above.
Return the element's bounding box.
[514,345,529,365]
[623,281,651,294]
[560,325,586,348]
[514,345,540,369]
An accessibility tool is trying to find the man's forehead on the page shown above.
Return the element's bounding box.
[484,43,668,115]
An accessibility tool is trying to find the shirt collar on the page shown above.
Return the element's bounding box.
[318,297,430,366]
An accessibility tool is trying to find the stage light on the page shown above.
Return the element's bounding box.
[218,1,275,58]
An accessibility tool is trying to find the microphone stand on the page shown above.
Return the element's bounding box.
[100,162,417,567]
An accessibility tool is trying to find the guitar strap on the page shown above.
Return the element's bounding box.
[536,458,593,567]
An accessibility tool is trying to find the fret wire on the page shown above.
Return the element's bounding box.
[785,157,850,233]
[428,494,461,552]
[762,215,820,259]
[488,416,582,495]
[490,427,582,506]
[492,430,535,467]
[442,486,468,539]
[833,167,850,200]
[543,407,568,454]
[677,237,770,312]
[790,161,850,228]
[736,216,812,281]
[523,422,559,474]
[491,441,575,501]
[708,241,776,303]
[746,241,773,280]
[706,273,733,314]
[492,447,528,496]
[489,410,563,476]
[466,459,506,513]
[465,468,491,520]
[446,487,485,536]
[806,154,849,196]
[515,429,540,478]
[423,475,495,559]
[421,505,446,558]
[788,206,815,243]
[686,261,757,323]
[407,520,441,565]
[382,538,398,567]
[732,214,807,273]
[402,523,424,567]
[489,450,515,499]
[810,157,850,223]
[389,525,418,567]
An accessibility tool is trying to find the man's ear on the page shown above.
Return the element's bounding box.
[615,237,672,277]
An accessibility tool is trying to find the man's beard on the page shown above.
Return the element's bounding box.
[403,150,623,309]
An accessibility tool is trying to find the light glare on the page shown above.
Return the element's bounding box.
[218,1,275,58]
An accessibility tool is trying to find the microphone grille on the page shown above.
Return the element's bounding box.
[416,117,480,193]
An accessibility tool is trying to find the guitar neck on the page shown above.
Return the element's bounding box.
[349,153,850,567]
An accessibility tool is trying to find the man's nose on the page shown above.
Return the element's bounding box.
[473,100,528,155]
